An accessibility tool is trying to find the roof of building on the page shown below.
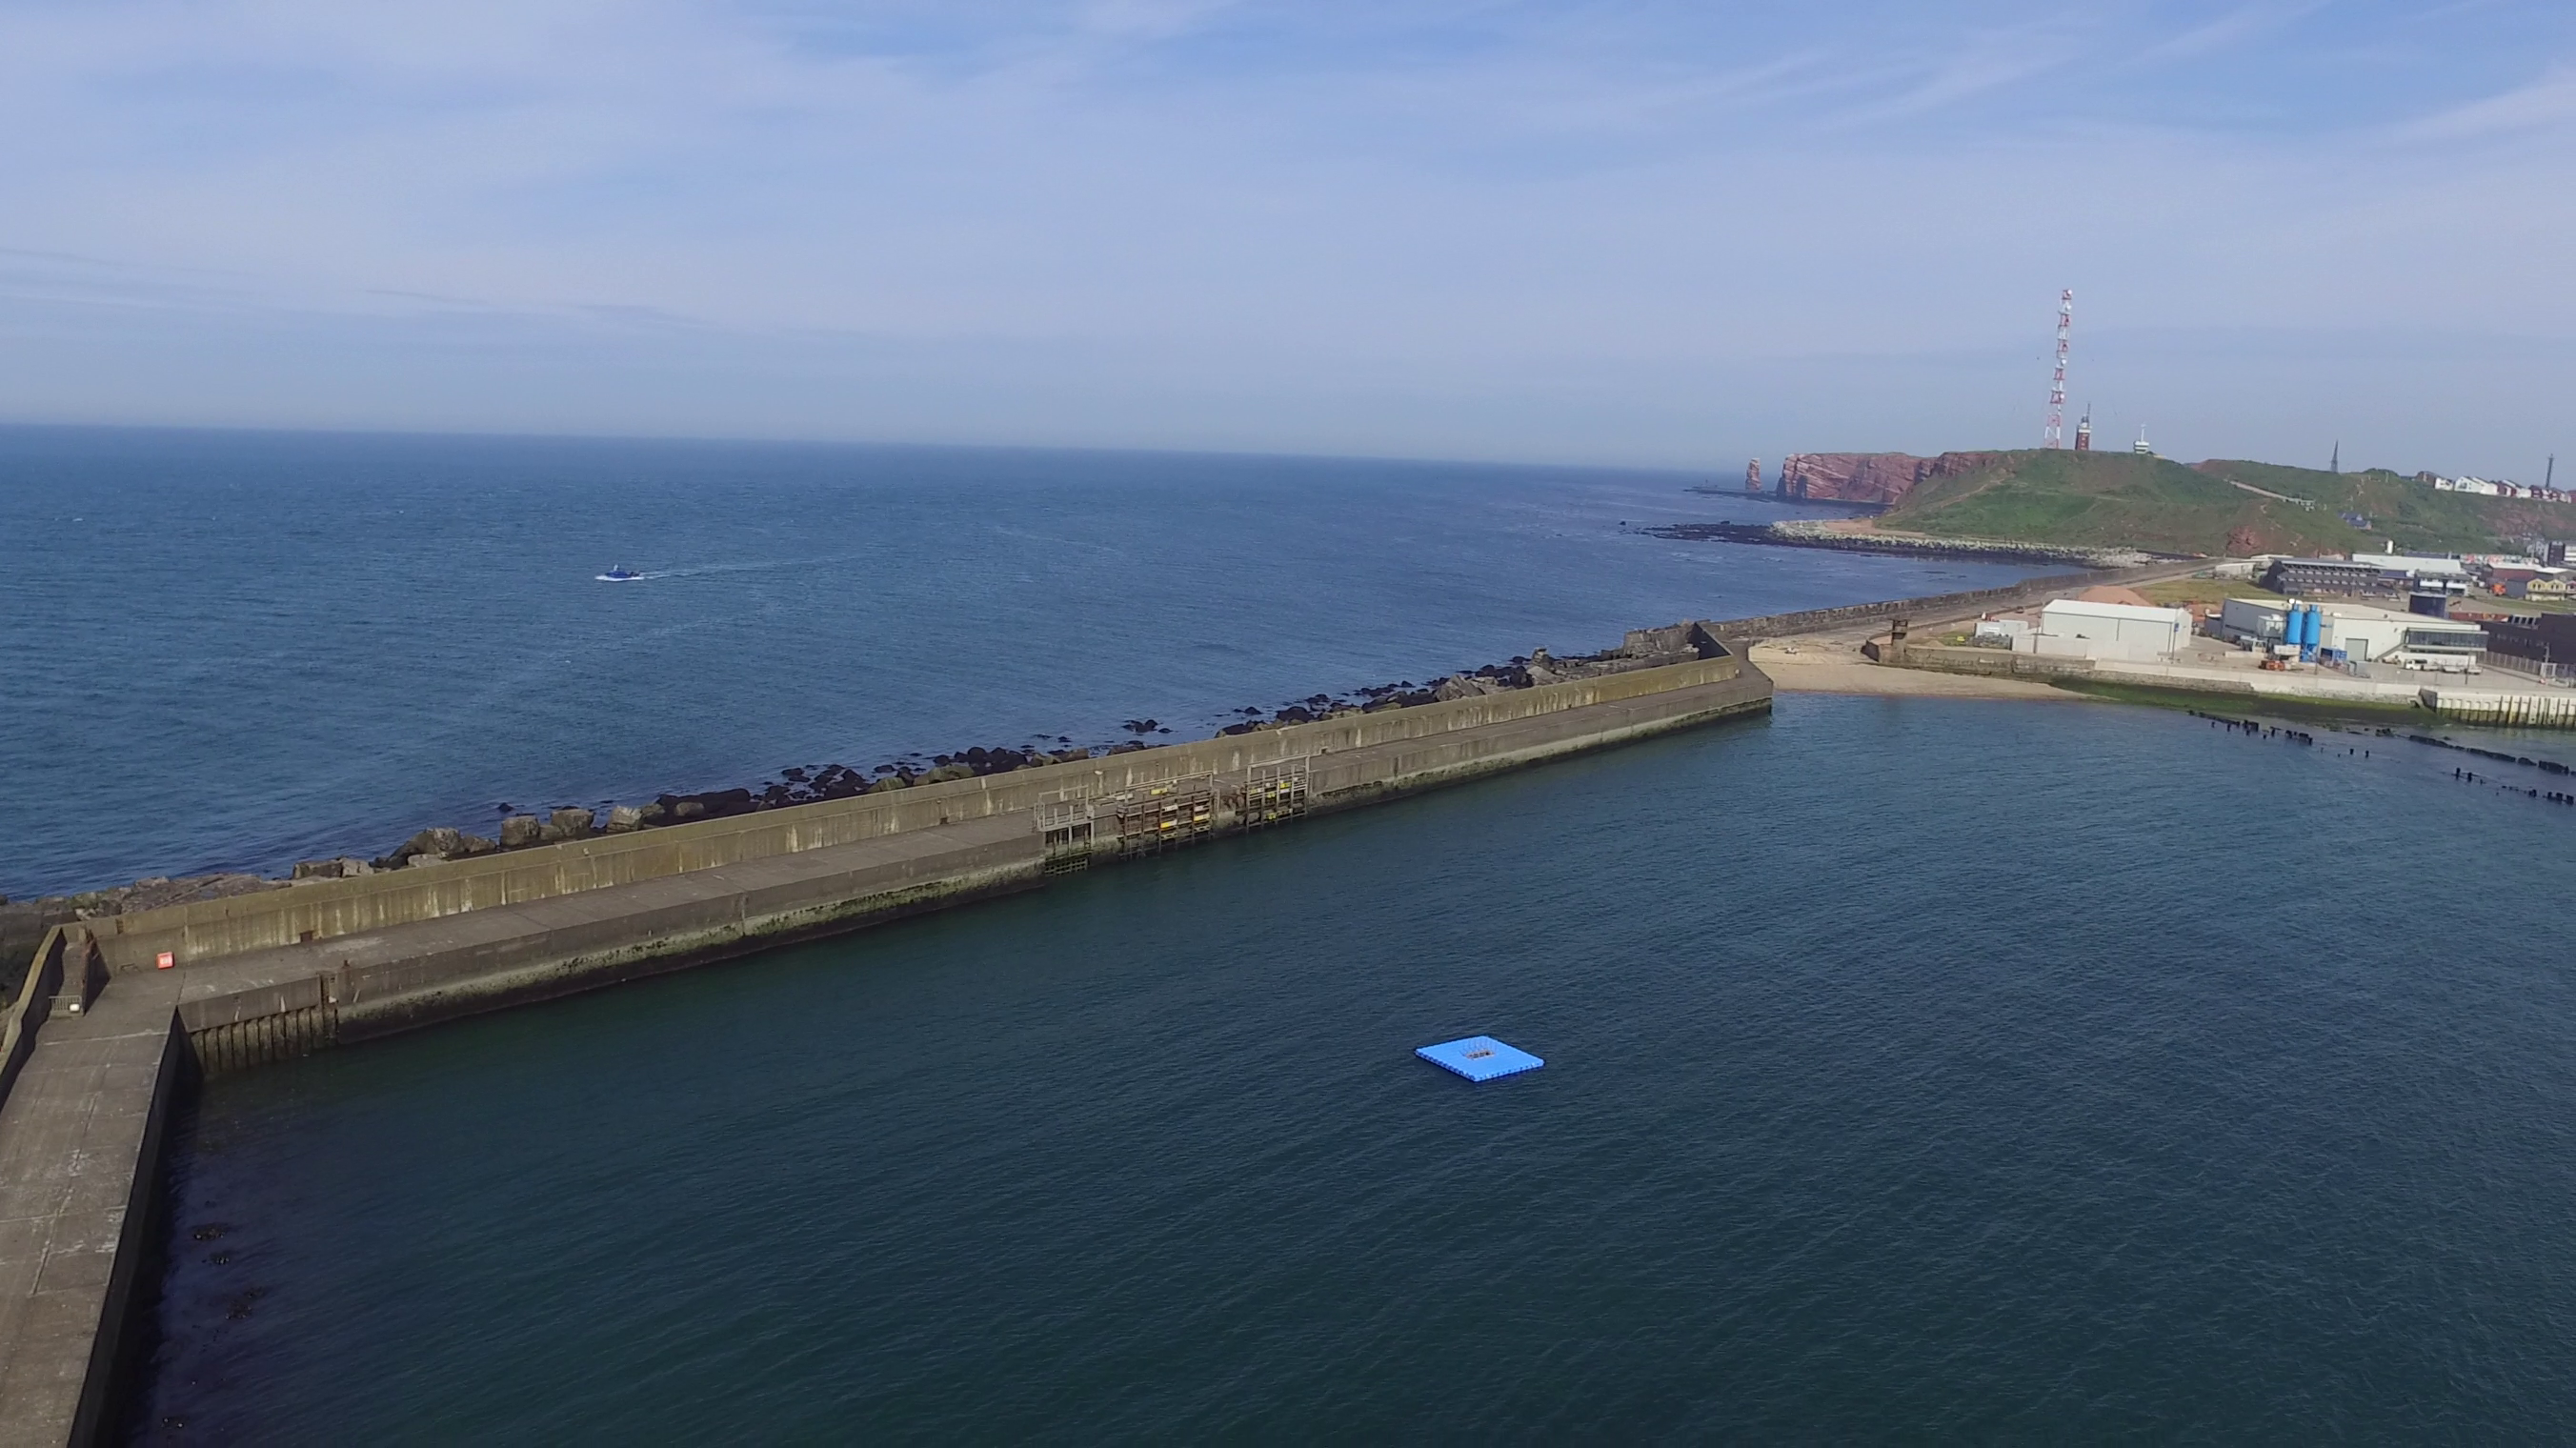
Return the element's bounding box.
[2041,598,2191,624]
[2381,554,2469,574]
[2267,556,2409,575]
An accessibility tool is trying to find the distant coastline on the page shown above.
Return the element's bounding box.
[1726,448,2563,557]
[1645,518,2162,570]
[1685,486,1886,514]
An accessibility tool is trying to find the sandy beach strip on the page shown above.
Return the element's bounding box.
[1747,639,2088,701]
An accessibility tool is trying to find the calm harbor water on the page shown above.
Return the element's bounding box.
[0,427,2026,897]
[137,693,2576,1440]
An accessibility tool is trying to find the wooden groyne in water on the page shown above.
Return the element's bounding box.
[0,624,1773,1444]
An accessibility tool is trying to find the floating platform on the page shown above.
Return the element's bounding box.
[1417,1036,1543,1082]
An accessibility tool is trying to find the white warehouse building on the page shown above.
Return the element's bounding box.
[2016,598,2194,662]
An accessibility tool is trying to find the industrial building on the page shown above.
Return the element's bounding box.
[2486,614,2576,677]
[2015,598,2193,662]
[2377,552,2470,579]
[2216,598,2487,671]
[2259,556,2411,599]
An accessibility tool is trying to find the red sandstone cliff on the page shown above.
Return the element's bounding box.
[1775,452,2003,506]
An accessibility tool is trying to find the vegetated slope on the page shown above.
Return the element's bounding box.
[1878,450,2544,555]
[1879,451,2368,555]
[2193,461,2551,553]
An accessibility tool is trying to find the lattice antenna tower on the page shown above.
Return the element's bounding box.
[2043,289,2073,448]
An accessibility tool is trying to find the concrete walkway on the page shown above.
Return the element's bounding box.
[0,975,182,1448]
[185,811,1044,1042]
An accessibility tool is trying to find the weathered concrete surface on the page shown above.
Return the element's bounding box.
[72,652,1755,975]
[178,813,1046,1051]
[1885,645,2576,726]
[0,973,182,1448]
[170,669,1773,1054]
[2418,686,2576,728]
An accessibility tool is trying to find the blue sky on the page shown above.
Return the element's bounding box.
[2,1,2571,474]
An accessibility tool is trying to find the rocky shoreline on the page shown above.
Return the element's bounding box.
[2,622,1732,980]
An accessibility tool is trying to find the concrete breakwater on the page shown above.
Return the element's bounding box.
[1645,519,2160,570]
[70,629,1756,995]
[0,621,1768,1445]
[0,623,1736,965]
[316,621,1730,876]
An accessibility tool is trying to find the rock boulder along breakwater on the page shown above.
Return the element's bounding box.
[0,621,1737,960]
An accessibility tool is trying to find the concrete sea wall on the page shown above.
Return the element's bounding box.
[2418,688,2576,728]
[171,662,1772,1060]
[1887,642,2576,728]
[76,651,1751,976]
[1878,647,2103,684]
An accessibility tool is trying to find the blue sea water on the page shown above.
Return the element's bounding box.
[10,428,2574,1439]
[139,694,2576,1440]
[0,427,2030,897]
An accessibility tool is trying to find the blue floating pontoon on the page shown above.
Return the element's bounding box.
[1416,1036,1544,1082]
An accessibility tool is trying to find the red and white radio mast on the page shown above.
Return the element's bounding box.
[2043,289,2072,448]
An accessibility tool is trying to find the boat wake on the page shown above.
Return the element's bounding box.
[595,553,871,584]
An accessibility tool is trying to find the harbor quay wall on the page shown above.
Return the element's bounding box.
[1881,646,2101,683]
[80,653,1748,978]
[176,667,1774,1060]
[1890,644,2576,727]
[2418,688,2576,728]
[183,823,1049,1056]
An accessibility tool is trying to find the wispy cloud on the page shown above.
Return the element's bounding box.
[1077,0,1239,41]
[2400,63,2576,140]
[1821,28,2083,129]
[2136,2,2326,65]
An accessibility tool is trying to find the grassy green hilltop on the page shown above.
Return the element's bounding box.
[1875,450,2557,556]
